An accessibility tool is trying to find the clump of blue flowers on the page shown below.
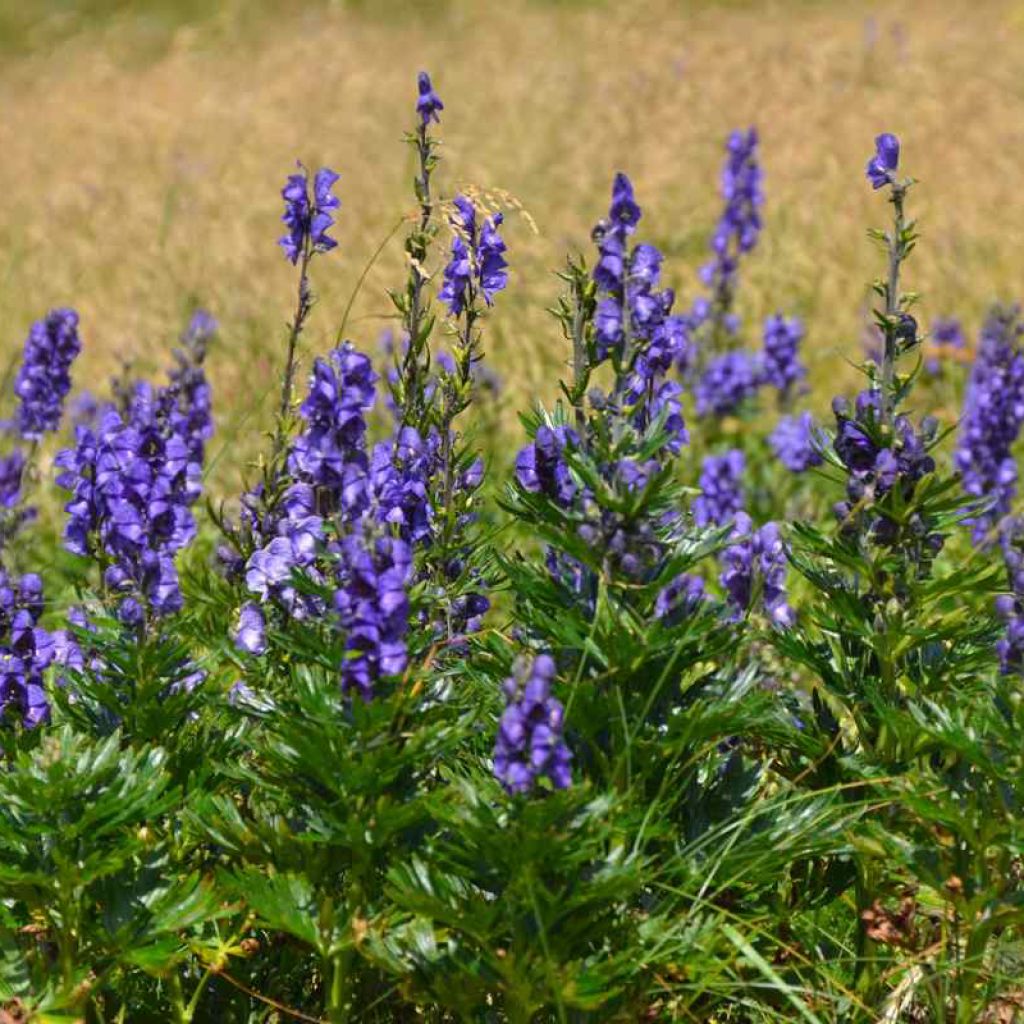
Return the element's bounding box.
[438,195,508,317]
[0,572,54,728]
[694,450,746,527]
[761,314,806,400]
[493,654,572,795]
[954,305,1024,543]
[279,166,342,265]
[692,128,763,342]
[14,308,82,440]
[770,411,823,473]
[55,376,204,625]
[695,350,761,417]
[720,514,793,627]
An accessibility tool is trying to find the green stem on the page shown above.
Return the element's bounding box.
[279,238,315,425]
[880,184,906,429]
[183,966,217,1022]
[326,948,353,1024]
[168,971,188,1024]
[397,122,437,432]
[569,266,589,431]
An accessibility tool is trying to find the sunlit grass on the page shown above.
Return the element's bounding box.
[0,0,1020,495]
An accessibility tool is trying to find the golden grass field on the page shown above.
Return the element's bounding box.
[0,0,1021,488]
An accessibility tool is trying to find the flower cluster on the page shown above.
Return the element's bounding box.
[654,572,706,624]
[244,513,323,616]
[0,451,25,510]
[760,314,806,398]
[831,389,942,560]
[720,513,793,627]
[693,128,763,335]
[591,174,690,371]
[438,195,508,317]
[279,166,341,265]
[241,341,429,697]
[694,450,746,527]
[14,308,82,440]
[56,381,202,624]
[515,424,579,507]
[770,411,823,473]
[514,177,698,613]
[164,310,216,464]
[228,291,372,586]
[997,519,1024,675]
[493,654,572,795]
[288,343,377,510]
[695,350,761,417]
[334,529,413,700]
[954,306,1024,543]
[833,391,934,499]
[0,572,54,728]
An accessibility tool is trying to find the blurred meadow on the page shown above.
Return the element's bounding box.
[1,0,1022,493]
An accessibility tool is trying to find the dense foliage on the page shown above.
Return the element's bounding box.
[0,77,1022,1024]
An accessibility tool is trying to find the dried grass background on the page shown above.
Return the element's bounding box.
[0,0,1021,491]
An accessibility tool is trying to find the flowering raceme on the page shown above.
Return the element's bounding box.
[720,513,793,627]
[279,166,341,264]
[954,306,1024,542]
[695,351,761,417]
[0,572,54,728]
[694,450,746,527]
[770,411,823,473]
[493,654,572,795]
[56,377,204,624]
[760,314,806,398]
[288,343,377,508]
[438,195,508,317]
[14,308,82,440]
[515,425,579,507]
[239,337,427,696]
[692,128,763,338]
[997,519,1024,675]
[590,174,690,372]
[513,174,697,609]
[333,528,413,701]
[0,452,25,510]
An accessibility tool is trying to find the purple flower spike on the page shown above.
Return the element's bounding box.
[14,309,83,440]
[0,569,57,728]
[770,412,823,473]
[694,450,746,527]
[695,351,761,417]
[278,165,341,264]
[493,654,572,795]
[955,306,1024,542]
[761,314,806,397]
[438,195,509,317]
[720,513,794,627]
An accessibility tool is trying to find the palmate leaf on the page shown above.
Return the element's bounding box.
[0,728,174,889]
[221,869,324,954]
[381,777,659,1018]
